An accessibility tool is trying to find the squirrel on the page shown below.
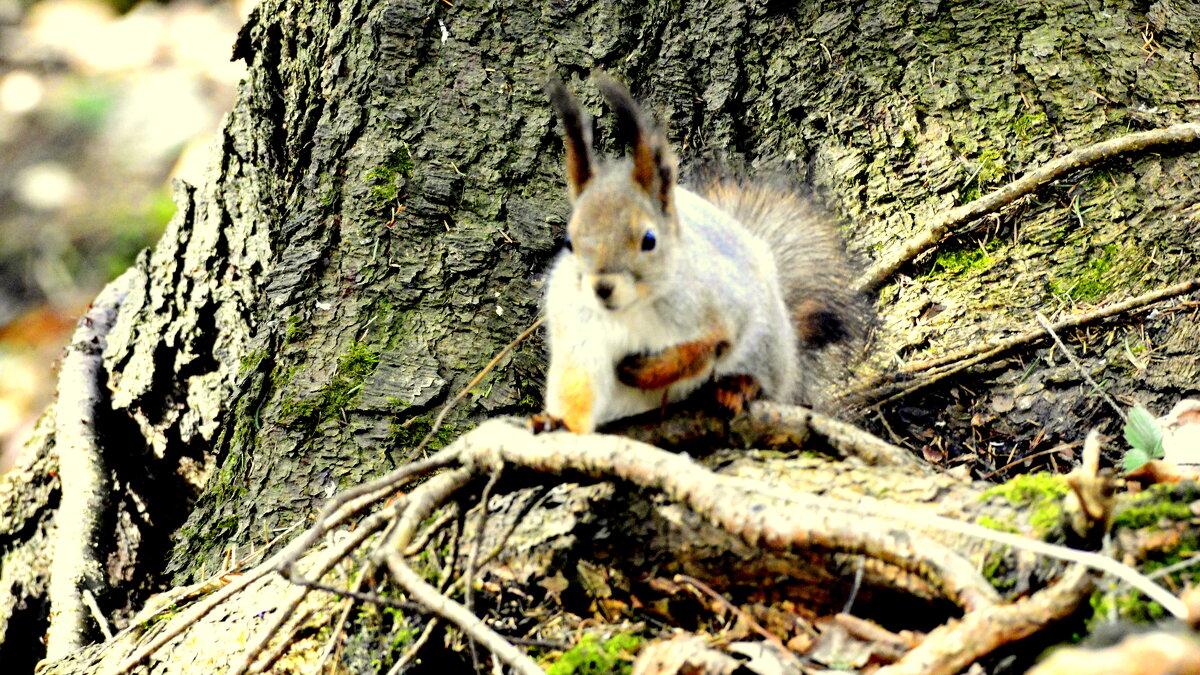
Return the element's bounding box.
[536,74,868,434]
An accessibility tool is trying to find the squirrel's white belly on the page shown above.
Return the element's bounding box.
[584,301,714,424]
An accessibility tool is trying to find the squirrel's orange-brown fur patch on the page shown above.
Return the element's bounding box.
[617,326,730,390]
[556,364,595,433]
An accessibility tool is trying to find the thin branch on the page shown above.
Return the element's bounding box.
[674,574,790,654]
[467,417,1188,618]
[248,607,320,675]
[232,496,410,675]
[466,466,504,672]
[857,122,1200,291]
[82,589,114,642]
[1035,312,1126,420]
[468,419,999,611]
[47,270,133,661]
[415,316,543,458]
[386,617,440,675]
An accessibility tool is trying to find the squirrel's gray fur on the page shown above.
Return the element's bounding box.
[540,74,870,432]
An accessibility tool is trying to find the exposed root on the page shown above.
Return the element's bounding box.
[857,122,1200,292]
[105,394,1189,674]
[880,565,1094,675]
[46,269,133,662]
[851,276,1200,405]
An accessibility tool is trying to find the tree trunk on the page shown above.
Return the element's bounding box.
[2,0,1198,672]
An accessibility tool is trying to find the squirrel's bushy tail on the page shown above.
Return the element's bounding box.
[702,179,873,406]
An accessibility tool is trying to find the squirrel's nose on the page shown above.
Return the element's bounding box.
[594,280,614,301]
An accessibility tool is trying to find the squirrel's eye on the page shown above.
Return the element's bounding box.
[564,237,573,252]
[641,231,656,251]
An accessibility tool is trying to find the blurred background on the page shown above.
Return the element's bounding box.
[0,0,251,472]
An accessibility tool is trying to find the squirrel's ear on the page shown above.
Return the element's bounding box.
[594,72,675,216]
[547,76,593,200]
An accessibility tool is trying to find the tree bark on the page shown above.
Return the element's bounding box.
[2,0,1199,672]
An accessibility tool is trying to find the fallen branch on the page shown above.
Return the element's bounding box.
[857,122,1200,292]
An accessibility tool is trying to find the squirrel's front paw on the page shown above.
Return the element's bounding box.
[617,342,719,390]
[712,375,762,415]
[528,413,567,434]
[616,352,658,388]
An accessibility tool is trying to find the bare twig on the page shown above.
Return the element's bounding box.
[47,269,133,661]
[468,419,1000,612]
[464,418,1188,618]
[313,554,382,675]
[415,316,544,458]
[466,466,504,672]
[674,574,790,654]
[858,122,1200,291]
[248,607,319,674]
[82,589,114,642]
[231,495,411,675]
[1035,312,1126,420]
[280,448,458,579]
[386,617,441,675]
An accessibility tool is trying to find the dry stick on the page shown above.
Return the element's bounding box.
[878,565,1094,675]
[283,316,541,585]
[404,507,459,556]
[389,468,478,561]
[674,574,791,655]
[1035,312,1126,420]
[313,518,404,675]
[465,466,504,674]
[857,122,1200,292]
[117,549,291,672]
[387,617,441,675]
[46,270,133,662]
[862,277,1200,405]
[893,276,1198,379]
[118,320,542,671]
[249,607,320,675]
[280,448,459,577]
[82,589,114,642]
[280,315,540,570]
[314,591,358,675]
[415,316,544,458]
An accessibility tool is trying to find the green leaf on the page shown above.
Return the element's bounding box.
[1124,404,1163,459]
[1123,446,1151,472]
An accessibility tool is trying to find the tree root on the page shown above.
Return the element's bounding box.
[849,276,1200,405]
[857,121,1200,292]
[46,270,133,662]
[878,564,1095,675]
[102,402,1189,674]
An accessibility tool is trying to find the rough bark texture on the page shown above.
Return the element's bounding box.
[1,0,1199,672]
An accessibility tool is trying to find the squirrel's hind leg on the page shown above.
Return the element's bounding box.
[711,374,762,415]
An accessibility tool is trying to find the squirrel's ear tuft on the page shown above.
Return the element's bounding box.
[546,76,593,200]
[594,71,675,216]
